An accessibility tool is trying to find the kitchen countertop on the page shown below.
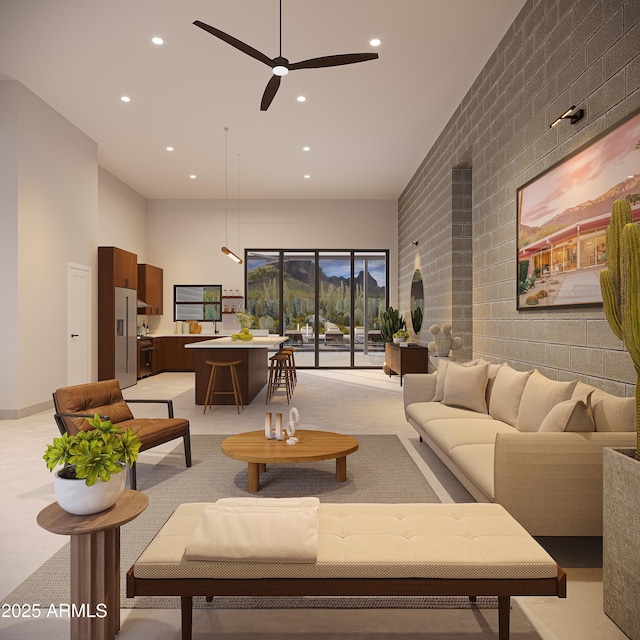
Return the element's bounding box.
[185,336,289,349]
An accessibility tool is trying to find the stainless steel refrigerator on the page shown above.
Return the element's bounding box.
[115,287,137,389]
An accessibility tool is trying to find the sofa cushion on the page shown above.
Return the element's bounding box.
[538,391,595,432]
[434,358,479,402]
[485,363,504,409]
[573,382,635,432]
[488,363,533,427]
[448,444,496,501]
[442,361,490,413]
[516,371,578,432]
[423,418,516,456]
[406,402,495,428]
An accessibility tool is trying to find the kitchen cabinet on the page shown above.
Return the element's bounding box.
[98,247,138,382]
[137,264,163,315]
[384,343,429,386]
[151,338,164,374]
[158,335,214,371]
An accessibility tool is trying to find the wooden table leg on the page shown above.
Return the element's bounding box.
[336,456,347,482]
[247,462,260,492]
[259,463,267,473]
[69,528,120,640]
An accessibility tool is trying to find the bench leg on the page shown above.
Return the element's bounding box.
[498,595,510,640]
[181,595,193,640]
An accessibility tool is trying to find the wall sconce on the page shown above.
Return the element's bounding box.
[411,240,419,246]
[549,105,584,128]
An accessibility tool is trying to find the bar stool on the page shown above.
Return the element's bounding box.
[280,347,297,389]
[203,360,244,414]
[266,352,292,404]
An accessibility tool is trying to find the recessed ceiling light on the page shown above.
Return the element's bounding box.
[189,175,197,179]
[120,96,131,103]
[370,38,381,47]
[166,146,174,151]
[297,96,306,103]
[304,174,311,179]
[152,36,164,45]
[303,146,310,151]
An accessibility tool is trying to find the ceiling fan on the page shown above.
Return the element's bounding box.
[194,1,379,111]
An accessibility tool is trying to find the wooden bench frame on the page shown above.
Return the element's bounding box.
[126,566,566,640]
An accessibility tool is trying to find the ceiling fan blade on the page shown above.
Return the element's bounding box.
[193,20,274,67]
[289,52,378,71]
[261,75,282,111]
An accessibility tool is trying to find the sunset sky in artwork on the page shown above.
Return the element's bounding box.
[519,112,640,229]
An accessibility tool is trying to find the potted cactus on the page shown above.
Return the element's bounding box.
[600,199,640,639]
[379,306,405,343]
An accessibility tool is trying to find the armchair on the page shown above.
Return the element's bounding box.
[52,379,191,490]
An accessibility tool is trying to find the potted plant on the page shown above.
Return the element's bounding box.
[235,310,254,329]
[599,199,640,639]
[380,306,405,343]
[43,413,141,515]
[393,329,409,344]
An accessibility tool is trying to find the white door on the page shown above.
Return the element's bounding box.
[67,263,92,386]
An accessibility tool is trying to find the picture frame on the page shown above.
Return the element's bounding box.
[517,108,640,310]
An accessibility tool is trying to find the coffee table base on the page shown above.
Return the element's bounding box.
[247,456,348,492]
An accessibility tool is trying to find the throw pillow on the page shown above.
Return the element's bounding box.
[488,363,533,427]
[433,358,478,402]
[442,361,490,413]
[538,391,595,432]
[516,371,578,432]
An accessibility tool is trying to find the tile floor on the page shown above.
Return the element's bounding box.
[0,370,628,639]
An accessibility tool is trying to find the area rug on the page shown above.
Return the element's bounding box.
[2,434,495,610]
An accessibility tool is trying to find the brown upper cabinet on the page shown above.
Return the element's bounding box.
[99,246,138,290]
[137,264,163,315]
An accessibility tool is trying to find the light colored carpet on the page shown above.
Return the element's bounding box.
[0,434,499,611]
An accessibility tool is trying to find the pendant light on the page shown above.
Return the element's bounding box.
[221,126,243,264]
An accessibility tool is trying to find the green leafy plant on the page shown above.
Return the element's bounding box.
[380,306,405,343]
[599,199,640,458]
[393,329,409,340]
[43,414,141,486]
[235,310,254,329]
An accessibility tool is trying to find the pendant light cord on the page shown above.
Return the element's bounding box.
[224,126,229,246]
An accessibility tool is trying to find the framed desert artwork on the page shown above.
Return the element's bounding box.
[517,108,640,310]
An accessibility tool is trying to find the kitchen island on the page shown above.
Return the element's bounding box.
[185,336,289,405]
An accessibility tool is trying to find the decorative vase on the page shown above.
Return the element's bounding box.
[53,466,126,515]
[603,447,640,639]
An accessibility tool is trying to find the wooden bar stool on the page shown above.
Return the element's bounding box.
[266,352,292,404]
[280,347,297,389]
[203,360,244,414]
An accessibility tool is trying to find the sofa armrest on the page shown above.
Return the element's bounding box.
[403,373,437,418]
[493,431,635,536]
[126,398,175,418]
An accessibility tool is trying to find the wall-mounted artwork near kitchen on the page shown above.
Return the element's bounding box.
[517,108,640,310]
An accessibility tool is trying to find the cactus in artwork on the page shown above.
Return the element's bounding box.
[599,199,640,457]
[428,323,463,357]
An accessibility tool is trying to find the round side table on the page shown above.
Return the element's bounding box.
[37,489,148,640]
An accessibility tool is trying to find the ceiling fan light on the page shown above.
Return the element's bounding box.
[273,65,289,76]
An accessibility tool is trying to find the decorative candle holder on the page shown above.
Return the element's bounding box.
[264,412,275,439]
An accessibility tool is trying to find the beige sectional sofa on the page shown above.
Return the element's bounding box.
[403,359,635,536]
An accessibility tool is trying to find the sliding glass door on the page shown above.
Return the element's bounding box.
[246,249,388,368]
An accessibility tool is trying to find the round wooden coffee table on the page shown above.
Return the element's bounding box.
[221,430,359,492]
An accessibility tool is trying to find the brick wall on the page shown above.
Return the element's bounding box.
[398,0,639,395]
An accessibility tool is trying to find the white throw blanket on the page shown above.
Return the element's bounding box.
[184,497,320,563]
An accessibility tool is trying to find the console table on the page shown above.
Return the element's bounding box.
[384,343,429,385]
[37,490,148,640]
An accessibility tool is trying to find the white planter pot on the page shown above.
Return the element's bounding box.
[54,466,126,515]
[393,337,406,344]
[603,447,640,639]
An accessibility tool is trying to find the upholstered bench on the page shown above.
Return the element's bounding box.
[127,502,566,640]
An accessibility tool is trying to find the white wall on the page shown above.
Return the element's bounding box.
[147,199,398,334]
[98,167,148,260]
[0,81,99,416]
[0,82,20,414]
